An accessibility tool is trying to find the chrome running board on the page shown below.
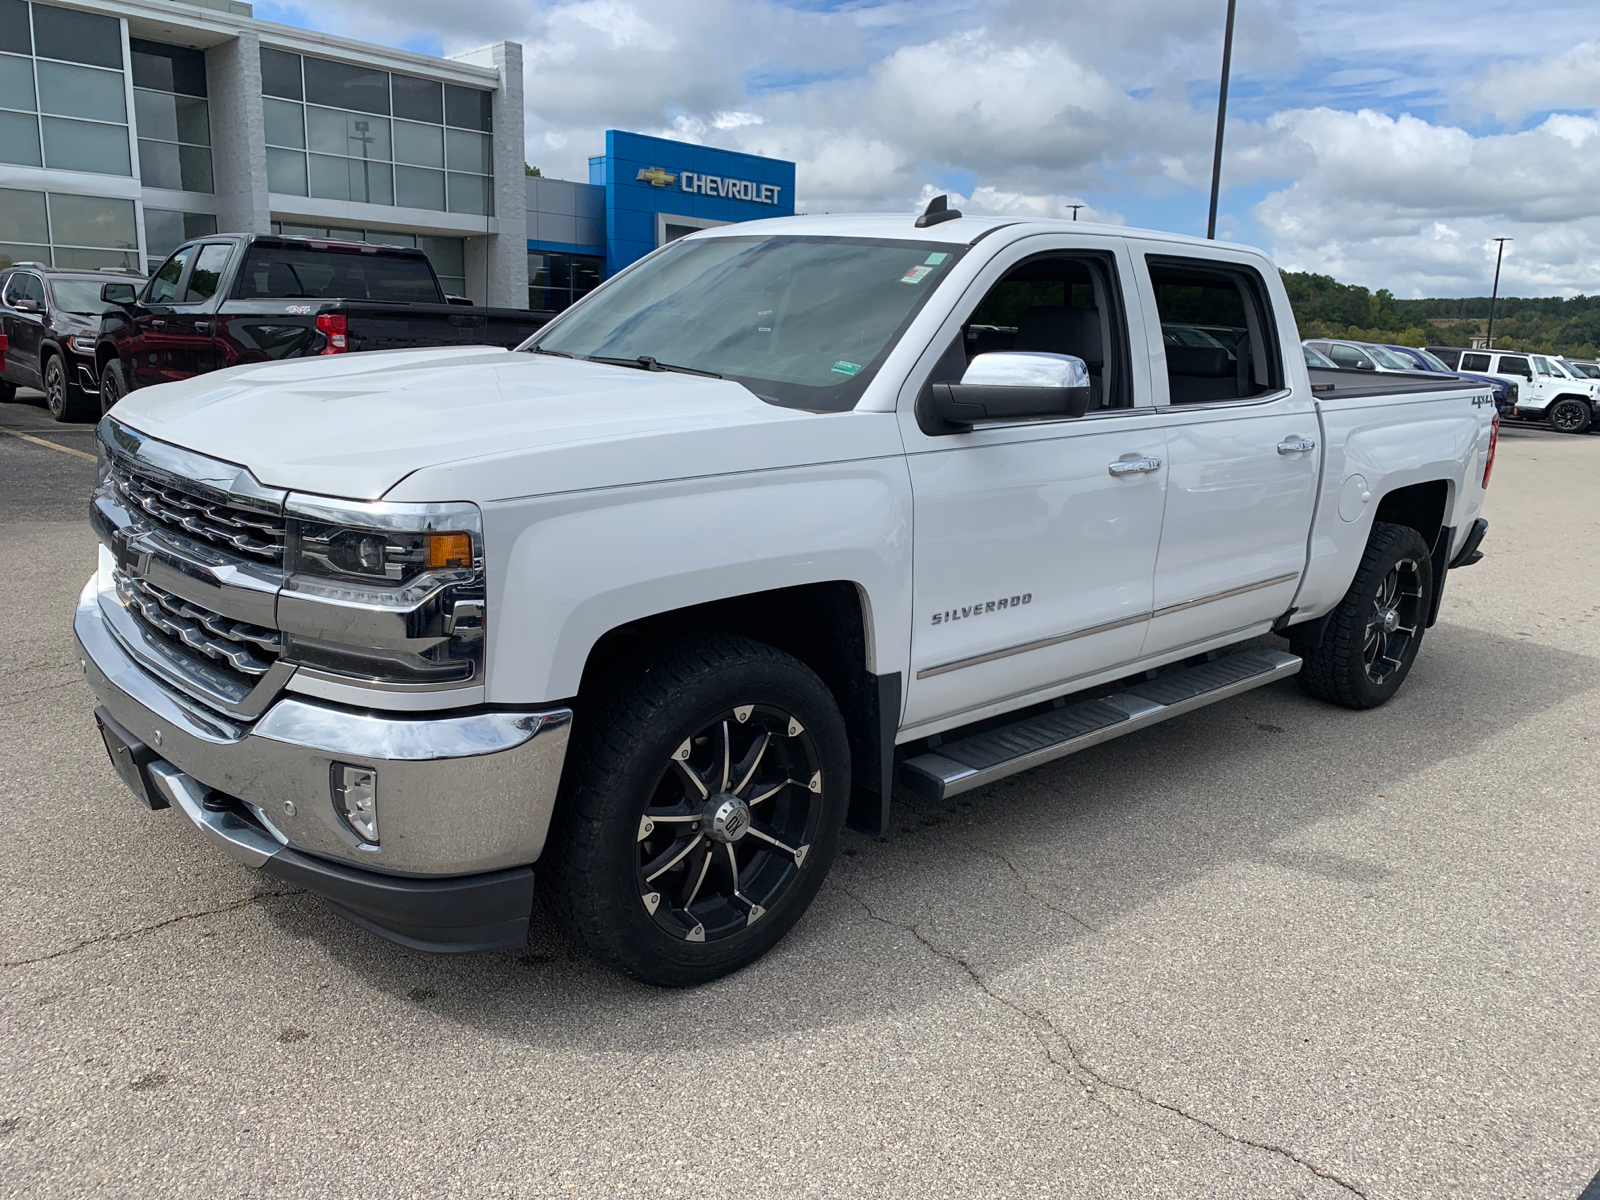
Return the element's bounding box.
[899,648,1302,800]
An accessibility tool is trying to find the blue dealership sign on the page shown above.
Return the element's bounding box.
[588,130,797,276]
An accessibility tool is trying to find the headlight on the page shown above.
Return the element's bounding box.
[68,334,96,354]
[279,497,486,689]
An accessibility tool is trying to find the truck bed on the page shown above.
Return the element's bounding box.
[1308,366,1488,399]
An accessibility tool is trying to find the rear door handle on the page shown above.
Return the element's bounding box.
[150,319,166,328]
[1277,437,1316,454]
[1108,457,1162,476]
[194,321,211,332]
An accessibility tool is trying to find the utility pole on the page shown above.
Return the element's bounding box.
[1066,204,1084,221]
[1485,237,1511,348]
[1206,0,1239,239]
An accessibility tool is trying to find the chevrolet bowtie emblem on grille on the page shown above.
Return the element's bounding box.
[636,166,677,188]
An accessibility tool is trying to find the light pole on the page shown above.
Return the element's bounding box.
[1206,0,1239,239]
[1485,237,1511,348]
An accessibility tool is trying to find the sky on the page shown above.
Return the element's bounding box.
[252,0,1600,298]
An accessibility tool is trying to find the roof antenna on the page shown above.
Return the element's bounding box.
[915,194,962,228]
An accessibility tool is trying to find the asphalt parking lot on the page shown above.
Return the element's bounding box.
[2,395,1597,1200]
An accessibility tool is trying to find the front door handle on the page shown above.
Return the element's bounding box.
[1108,456,1162,476]
[150,318,166,328]
[194,321,211,332]
[1277,437,1316,454]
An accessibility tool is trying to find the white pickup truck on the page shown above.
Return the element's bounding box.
[77,205,1497,986]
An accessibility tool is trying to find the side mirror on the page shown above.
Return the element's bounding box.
[101,281,137,305]
[444,293,474,307]
[1356,360,1375,370]
[12,297,39,313]
[932,352,1092,428]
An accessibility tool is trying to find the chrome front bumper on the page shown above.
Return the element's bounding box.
[75,575,572,879]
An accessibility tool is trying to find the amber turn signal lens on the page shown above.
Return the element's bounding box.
[426,531,472,569]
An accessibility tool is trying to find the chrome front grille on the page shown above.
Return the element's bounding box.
[112,461,287,564]
[115,569,282,681]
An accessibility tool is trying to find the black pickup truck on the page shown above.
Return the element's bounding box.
[94,234,550,415]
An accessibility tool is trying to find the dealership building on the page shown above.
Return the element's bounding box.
[0,0,796,310]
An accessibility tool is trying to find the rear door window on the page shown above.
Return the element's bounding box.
[233,246,441,303]
[1496,355,1532,379]
[1145,256,1284,403]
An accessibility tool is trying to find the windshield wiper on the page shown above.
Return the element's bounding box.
[530,346,575,358]
[587,355,722,379]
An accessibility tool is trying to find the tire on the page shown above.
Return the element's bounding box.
[99,358,129,416]
[1548,398,1591,434]
[43,354,94,422]
[1294,521,1434,710]
[541,633,851,987]
[0,379,15,403]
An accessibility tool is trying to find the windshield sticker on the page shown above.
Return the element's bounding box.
[924,252,950,265]
[900,264,935,285]
[832,361,862,376]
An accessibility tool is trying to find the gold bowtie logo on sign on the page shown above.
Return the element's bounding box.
[636,166,678,188]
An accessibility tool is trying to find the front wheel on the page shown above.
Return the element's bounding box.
[1548,398,1591,434]
[44,355,94,422]
[1294,521,1434,710]
[98,358,129,416]
[541,634,851,987]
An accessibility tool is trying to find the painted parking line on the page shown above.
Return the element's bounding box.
[0,426,97,461]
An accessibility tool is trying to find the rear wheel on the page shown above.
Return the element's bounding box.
[99,359,129,416]
[1548,397,1591,434]
[1294,521,1433,710]
[541,634,850,987]
[44,354,94,422]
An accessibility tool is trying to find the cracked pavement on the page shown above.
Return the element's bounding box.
[2,399,1598,1199]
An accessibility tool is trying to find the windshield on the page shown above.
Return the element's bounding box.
[529,235,966,411]
[1411,348,1452,372]
[1302,344,1337,369]
[1568,361,1600,379]
[50,279,125,313]
[1366,345,1417,370]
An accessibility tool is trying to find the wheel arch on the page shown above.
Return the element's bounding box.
[574,581,898,835]
[1372,479,1450,548]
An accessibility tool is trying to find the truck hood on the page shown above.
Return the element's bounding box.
[108,346,899,501]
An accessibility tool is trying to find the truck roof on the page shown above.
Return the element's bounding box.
[680,210,1266,256]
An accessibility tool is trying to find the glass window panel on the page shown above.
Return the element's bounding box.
[178,143,212,192]
[32,5,122,70]
[183,212,216,240]
[275,222,320,237]
[438,275,465,296]
[303,57,388,116]
[137,137,181,189]
[0,108,39,166]
[265,146,306,194]
[0,52,34,111]
[129,40,206,97]
[445,127,490,174]
[55,246,136,270]
[134,89,178,142]
[364,231,415,248]
[260,48,302,100]
[146,245,191,303]
[394,164,443,211]
[42,116,131,175]
[422,238,465,279]
[393,120,441,167]
[48,192,136,248]
[0,186,47,242]
[446,171,490,216]
[263,97,304,149]
[143,206,185,259]
[0,0,29,55]
[443,84,491,131]
[183,242,230,301]
[174,95,209,145]
[306,107,390,160]
[309,153,392,205]
[391,74,442,124]
[0,242,49,269]
[37,60,127,123]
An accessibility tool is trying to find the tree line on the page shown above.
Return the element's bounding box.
[1281,271,1600,359]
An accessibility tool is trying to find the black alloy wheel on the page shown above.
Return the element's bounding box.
[1548,397,1591,434]
[637,704,824,944]
[98,358,128,416]
[1361,555,1424,687]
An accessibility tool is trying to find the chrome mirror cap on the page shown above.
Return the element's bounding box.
[961,351,1090,389]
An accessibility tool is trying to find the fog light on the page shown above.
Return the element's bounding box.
[331,763,378,844]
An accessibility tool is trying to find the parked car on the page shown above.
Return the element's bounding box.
[1378,344,1514,412]
[93,233,551,416]
[0,264,147,422]
[1426,346,1599,433]
[1560,357,1600,380]
[79,209,1496,985]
